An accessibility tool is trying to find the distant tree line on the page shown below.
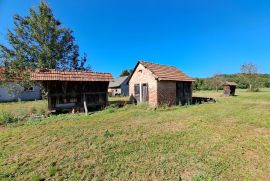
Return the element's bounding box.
[193,73,270,91]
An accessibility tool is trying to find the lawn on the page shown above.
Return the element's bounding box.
[0,89,270,180]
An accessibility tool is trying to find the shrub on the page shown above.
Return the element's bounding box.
[0,112,18,125]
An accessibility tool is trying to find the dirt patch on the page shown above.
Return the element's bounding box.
[224,117,238,123]
[253,127,270,136]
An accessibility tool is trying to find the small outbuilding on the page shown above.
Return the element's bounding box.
[108,76,129,96]
[30,69,113,113]
[223,81,237,96]
[128,61,194,106]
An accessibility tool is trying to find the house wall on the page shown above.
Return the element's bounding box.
[129,63,158,106]
[120,79,129,96]
[0,83,41,102]
[157,81,176,105]
[223,85,230,96]
[108,87,121,96]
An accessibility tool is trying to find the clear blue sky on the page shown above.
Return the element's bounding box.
[1,0,270,78]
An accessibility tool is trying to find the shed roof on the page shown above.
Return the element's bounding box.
[133,61,194,82]
[1,68,113,82]
[223,81,238,86]
[109,76,128,88]
[30,69,113,82]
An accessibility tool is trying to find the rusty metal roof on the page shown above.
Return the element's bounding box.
[30,69,113,82]
[139,61,194,81]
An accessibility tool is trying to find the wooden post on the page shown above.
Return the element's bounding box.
[83,93,88,115]
[139,82,142,103]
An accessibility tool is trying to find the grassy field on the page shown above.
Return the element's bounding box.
[0,89,270,180]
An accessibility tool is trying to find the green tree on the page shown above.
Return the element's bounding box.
[120,69,132,77]
[0,1,89,87]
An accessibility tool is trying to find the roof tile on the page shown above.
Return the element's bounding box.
[140,61,194,81]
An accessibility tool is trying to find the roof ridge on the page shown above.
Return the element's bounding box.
[139,60,177,68]
[35,69,111,75]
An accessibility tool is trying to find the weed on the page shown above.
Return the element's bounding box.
[0,112,18,125]
[104,130,114,138]
[48,165,57,176]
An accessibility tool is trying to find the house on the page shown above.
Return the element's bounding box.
[223,81,237,96]
[108,76,129,96]
[30,69,113,113]
[0,68,41,102]
[128,61,194,106]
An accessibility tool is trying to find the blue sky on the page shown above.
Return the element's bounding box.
[1,0,270,78]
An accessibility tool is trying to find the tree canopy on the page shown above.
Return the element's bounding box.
[0,1,89,86]
[120,69,132,77]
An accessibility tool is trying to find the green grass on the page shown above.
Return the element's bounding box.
[1,89,270,180]
[0,100,47,117]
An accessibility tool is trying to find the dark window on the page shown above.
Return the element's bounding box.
[24,87,34,91]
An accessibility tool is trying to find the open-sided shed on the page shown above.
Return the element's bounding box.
[223,81,237,96]
[30,69,113,113]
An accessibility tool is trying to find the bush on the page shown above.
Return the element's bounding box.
[0,112,18,125]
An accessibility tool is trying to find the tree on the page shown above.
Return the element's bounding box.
[209,72,225,92]
[0,1,88,87]
[120,69,132,77]
[240,63,259,91]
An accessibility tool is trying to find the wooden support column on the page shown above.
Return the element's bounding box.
[139,82,142,103]
[83,93,88,115]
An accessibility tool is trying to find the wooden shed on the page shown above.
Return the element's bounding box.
[223,81,237,96]
[128,61,194,106]
[30,69,113,113]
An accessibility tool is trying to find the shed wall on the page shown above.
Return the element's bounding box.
[157,81,176,105]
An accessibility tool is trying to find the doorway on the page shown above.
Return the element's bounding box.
[134,83,149,103]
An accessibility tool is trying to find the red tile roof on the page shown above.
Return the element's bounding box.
[30,69,113,82]
[139,61,194,81]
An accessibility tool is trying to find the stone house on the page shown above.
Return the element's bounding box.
[128,61,194,106]
[108,76,129,96]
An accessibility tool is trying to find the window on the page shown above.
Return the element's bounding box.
[24,87,34,91]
